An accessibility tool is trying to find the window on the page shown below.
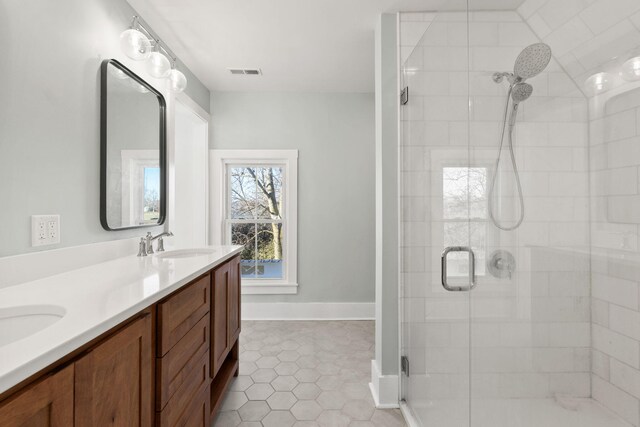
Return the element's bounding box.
[229,166,284,279]
[120,150,160,226]
[143,167,161,222]
[211,150,298,294]
[442,166,488,280]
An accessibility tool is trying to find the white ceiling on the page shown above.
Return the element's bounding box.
[127,0,525,93]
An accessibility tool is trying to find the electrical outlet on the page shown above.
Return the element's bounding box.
[32,215,60,247]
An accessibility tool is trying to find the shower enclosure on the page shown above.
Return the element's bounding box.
[399,1,640,426]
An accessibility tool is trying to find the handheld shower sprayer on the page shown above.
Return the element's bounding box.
[489,43,551,231]
[508,82,533,127]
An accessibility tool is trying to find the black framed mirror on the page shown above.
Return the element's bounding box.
[100,59,166,230]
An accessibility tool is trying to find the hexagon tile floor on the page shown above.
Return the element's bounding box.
[212,320,406,427]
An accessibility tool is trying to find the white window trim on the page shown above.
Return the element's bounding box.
[121,149,159,226]
[210,149,298,295]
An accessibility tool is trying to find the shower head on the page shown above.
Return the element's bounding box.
[508,82,532,127]
[511,82,533,104]
[513,43,552,80]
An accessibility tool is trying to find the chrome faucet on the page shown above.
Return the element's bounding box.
[137,231,174,256]
[137,238,148,257]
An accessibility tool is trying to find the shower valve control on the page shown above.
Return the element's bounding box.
[31,214,60,247]
[487,250,515,279]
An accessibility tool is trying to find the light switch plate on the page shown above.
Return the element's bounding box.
[32,215,60,247]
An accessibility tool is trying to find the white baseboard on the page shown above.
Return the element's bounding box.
[399,401,419,427]
[369,359,400,409]
[241,302,374,320]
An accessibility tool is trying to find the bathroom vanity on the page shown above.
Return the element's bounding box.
[0,246,242,426]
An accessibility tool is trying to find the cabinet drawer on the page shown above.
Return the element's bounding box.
[175,385,210,427]
[156,314,209,410]
[156,353,209,427]
[157,274,210,356]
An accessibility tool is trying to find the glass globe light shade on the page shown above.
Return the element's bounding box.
[584,72,613,96]
[147,51,171,78]
[120,29,151,61]
[622,56,640,82]
[168,68,187,92]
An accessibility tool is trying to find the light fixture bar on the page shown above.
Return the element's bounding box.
[130,15,177,65]
[121,15,187,92]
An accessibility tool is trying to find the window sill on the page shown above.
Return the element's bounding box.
[241,282,298,295]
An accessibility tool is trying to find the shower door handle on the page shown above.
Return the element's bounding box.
[441,246,477,292]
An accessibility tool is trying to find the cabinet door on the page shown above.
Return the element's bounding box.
[228,256,241,344]
[211,262,229,377]
[75,314,153,427]
[0,365,73,427]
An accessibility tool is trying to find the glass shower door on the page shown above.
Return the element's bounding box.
[399,10,473,427]
[401,4,594,427]
[465,5,591,427]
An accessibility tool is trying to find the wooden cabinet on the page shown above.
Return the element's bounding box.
[0,365,73,427]
[157,355,209,427]
[157,274,210,356]
[179,386,210,427]
[75,314,153,427]
[228,256,241,345]
[156,275,211,427]
[156,315,209,410]
[211,262,229,377]
[0,255,240,427]
[211,256,242,377]
[210,255,241,416]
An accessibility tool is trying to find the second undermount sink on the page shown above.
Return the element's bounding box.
[0,305,66,347]
[155,248,217,259]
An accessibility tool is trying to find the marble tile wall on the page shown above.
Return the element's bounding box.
[519,0,640,424]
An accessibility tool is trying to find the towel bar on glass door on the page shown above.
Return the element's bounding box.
[441,246,477,292]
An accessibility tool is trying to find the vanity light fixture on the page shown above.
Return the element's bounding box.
[168,60,187,93]
[120,16,151,61]
[621,56,640,82]
[119,16,187,92]
[147,43,171,78]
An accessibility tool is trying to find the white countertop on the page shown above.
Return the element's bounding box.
[0,245,242,394]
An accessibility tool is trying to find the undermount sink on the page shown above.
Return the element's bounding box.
[0,305,66,347]
[155,248,217,259]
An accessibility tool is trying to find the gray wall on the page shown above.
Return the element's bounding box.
[0,0,210,257]
[210,92,375,303]
[375,14,399,376]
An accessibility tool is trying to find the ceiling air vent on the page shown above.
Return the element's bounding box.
[228,68,262,75]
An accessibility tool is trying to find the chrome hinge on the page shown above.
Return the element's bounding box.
[401,355,410,376]
[400,87,409,105]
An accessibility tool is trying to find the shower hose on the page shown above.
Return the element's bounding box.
[488,84,525,231]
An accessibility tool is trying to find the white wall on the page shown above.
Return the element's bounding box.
[173,99,209,248]
[0,0,210,258]
[209,91,375,304]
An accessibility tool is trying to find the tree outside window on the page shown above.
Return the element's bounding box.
[228,166,284,279]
